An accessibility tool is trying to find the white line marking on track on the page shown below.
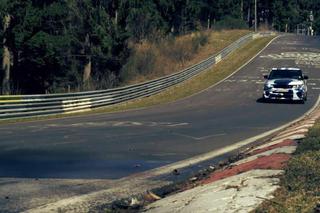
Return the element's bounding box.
[308,83,317,86]
[172,132,226,141]
[168,123,189,127]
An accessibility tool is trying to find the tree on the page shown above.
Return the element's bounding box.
[1,0,129,93]
[122,0,165,41]
[1,0,319,94]
[67,0,129,90]
[6,0,71,93]
[1,1,10,94]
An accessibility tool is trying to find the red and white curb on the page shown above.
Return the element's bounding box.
[144,108,320,213]
[145,170,283,213]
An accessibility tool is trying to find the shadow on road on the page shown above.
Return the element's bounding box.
[256,97,304,105]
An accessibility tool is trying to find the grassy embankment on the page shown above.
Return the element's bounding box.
[121,30,249,85]
[1,30,275,123]
[255,122,320,213]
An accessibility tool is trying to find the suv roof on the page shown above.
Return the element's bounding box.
[268,68,303,80]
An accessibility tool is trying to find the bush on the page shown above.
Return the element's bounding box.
[284,151,320,193]
[296,123,320,154]
[159,32,209,64]
[306,123,320,138]
[289,122,320,191]
[120,47,156,83]
[191,32,209,52]
[214,16,248,30]
[161,38,193,63]
[296,137,320,154]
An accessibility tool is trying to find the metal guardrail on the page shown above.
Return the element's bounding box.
[0,32,275,120]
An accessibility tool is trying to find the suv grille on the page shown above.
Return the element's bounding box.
[273,84,293,89]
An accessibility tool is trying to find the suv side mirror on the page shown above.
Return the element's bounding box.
[263,75,268,79]
[304,75,309,80]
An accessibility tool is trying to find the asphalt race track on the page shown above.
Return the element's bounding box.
[1,35,320,180]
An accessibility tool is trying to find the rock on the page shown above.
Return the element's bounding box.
[314,202,320,212]
[218,161,226,167]
[209,165,216,171]
[145,191,161,201]
[112,199,131,209]
[201,170,209,177]
[245,147,251,152]
[129,197,142,209]
[228,155,240,163]
[238,153,246,160]
[189,177,198,182]
[173,169,180,175]
[5,196,9,200]
[112,197,142,210]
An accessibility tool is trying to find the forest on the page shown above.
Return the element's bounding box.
[0,0,319,94]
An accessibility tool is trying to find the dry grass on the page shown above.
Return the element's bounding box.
[255,187,320,213]
[122,30,250,84]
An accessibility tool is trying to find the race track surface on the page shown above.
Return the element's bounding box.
[1,35,320,180]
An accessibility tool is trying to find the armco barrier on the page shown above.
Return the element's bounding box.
[0,32,275,120]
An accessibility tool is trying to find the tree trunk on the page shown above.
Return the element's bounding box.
[83,58,91,83]
[115,10,118,26]
[82,33,91,89]
[2,15,11,95]
[247,4,251,23]
[241,0,244,20]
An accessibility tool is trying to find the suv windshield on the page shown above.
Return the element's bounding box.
[268,69,303,80]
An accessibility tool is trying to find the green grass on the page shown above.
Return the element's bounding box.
[254,122,320,213]
[0,36,275,124]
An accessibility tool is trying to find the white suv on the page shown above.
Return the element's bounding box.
[263,68,308,103]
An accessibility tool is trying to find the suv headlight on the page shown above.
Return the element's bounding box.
[264,84,273,90]
[292,84,303,89]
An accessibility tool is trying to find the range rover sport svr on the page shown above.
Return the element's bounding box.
[263,68,308,103]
